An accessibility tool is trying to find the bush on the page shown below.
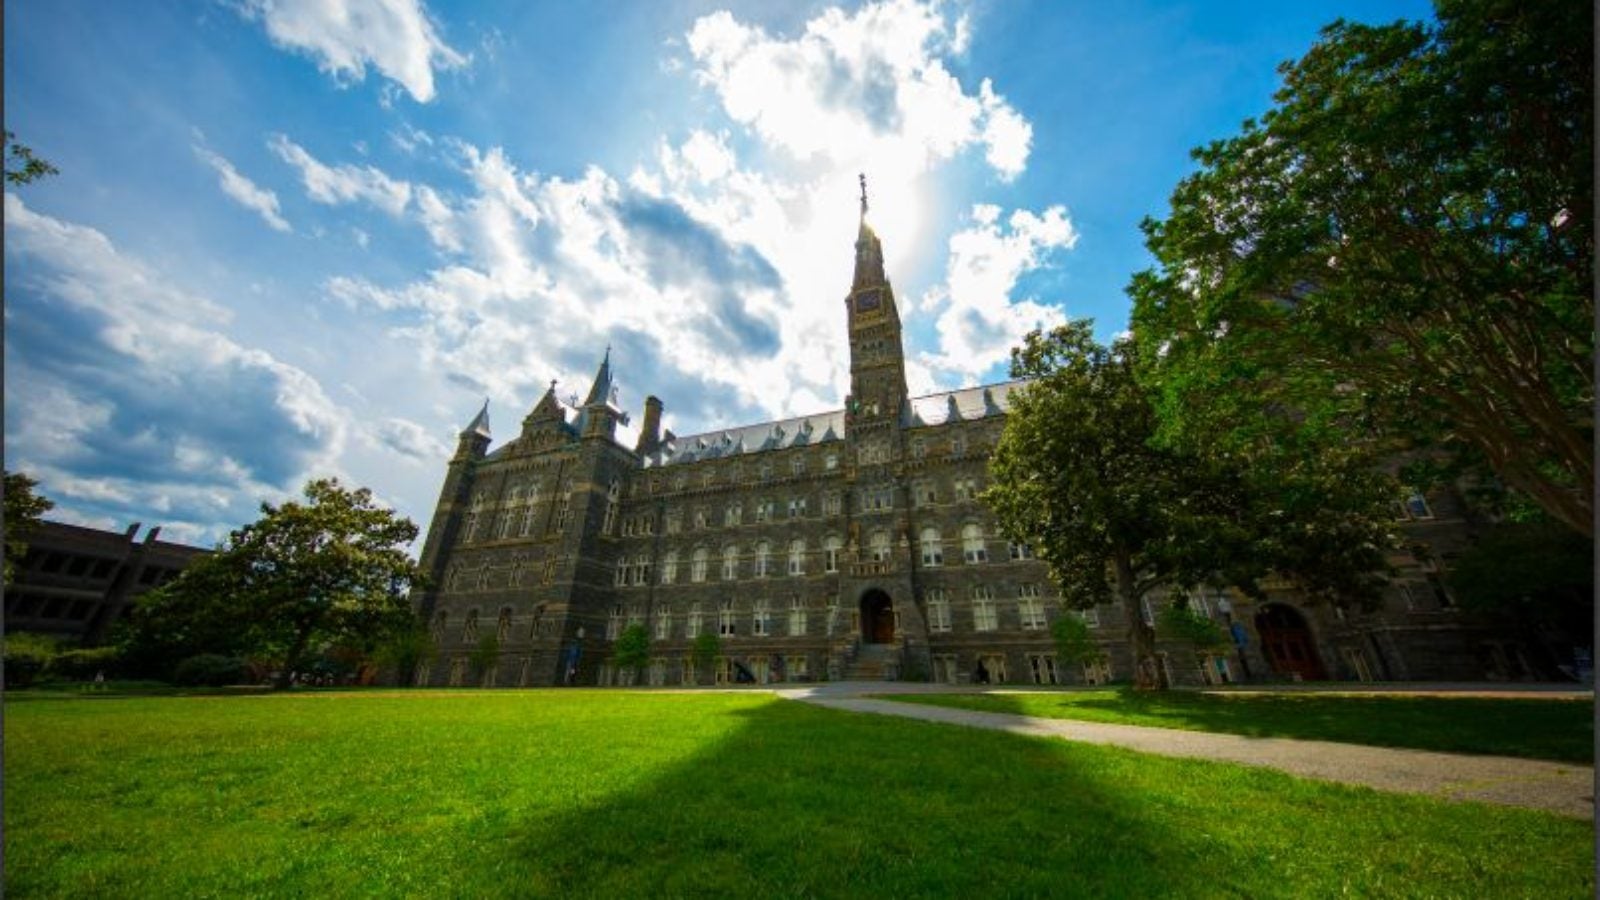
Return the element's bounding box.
[52,646,122,681]
[172,654,248,687]
[4,632,59,687]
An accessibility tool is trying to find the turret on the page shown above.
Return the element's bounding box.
[636,395,663,455]
[454,399,492,460]
[576,347,629,442]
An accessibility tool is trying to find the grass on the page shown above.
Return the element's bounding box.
[879,689,1595,763]
[5,690,1593,898]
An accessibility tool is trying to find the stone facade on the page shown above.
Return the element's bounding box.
[411,205,1536,688]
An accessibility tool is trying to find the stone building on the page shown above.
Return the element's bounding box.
[4,520,207,644]
[411,195,1537,688]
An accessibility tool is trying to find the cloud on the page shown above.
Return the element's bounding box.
[684,0,1030,179]
[919,203,1079,379]
[370,417,450,462]
[269,134,413,216]
[3,193,348,543]
[235,0,466,103]
[194,144,291,232]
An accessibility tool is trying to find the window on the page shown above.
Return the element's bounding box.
[787,539,805,576]
[914,482,937,506]
[464,497,482,542]
[1008,542,1035,561]
[702,470,716,488]
[635,557,652,586]
[723,545,740,581]
[759,462,773,481]
[962,524,988,563]
[789,597,807,636]
[755,500,774,522]
[1402,489,1434,520]
[432,610,449,641]
[862,487,893,511]
[615,556,630,586]
[823,494,842,516]
[824,536,842,573]
[719,600,737,636]
[1078,607,1100,628]
[791,456,805,476]
[825,453,839,471]
[1019,585,1045,630]
[606,604,624,640]
[869,530,892,563]
[691,548,708,583]
[1083,658,1113,685]
[687,603,703,637]
[755,541,772,578]
[725,503,742,527]
[788,497,807,518]
[498,508,515,540]
[656,609,672,640]
[521,487,540,536]
[787,654,809,679]
[753,600,771,636]
[665,510,682,534]
[951,435,966,457]
[973,587,997,631]
[932,654,958,684]
[978,652,1006,684]
[662,550,678,584]
[554,484,572,532]
[693,508,708,530]
[926,590,951,632]
[601,480,620,535]
[1028,654,1059,685]
[919,528,943,567]
[954,478,979,501]
[912,439,926,460]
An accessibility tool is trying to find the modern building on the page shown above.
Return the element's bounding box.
[4,520,208,644]
[411,192,1538,688]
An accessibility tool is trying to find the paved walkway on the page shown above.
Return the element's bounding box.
[775,683,1595,819]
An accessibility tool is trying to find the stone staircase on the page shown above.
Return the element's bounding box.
[844,642,901,681]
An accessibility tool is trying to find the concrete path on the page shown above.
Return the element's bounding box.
[775,683,1595,820]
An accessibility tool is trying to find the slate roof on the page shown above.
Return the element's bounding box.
[906,380,1024,427]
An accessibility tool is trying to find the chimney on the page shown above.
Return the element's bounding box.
[636,395,663,455]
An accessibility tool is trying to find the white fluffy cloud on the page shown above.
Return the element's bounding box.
[269,134,414,216]
[194,144,291,232]
[236,0,466,103]
[919,203,1079,379]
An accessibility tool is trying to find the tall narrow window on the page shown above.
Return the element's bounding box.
[463,609,480,642]
[753,599,770,636]
[601,480,621,535]
[868,529,891,563]
[719,600,737,636]
[661,550,678,584]
[920,527,943,567]
[723,544,740,581]
[972,587,997,631]
[1008,542,1035,561]
[521,484,541,536]
[464,494,484,542]
[725,503,742,526]
[687,603,703,637]
[755,541,772,578]
[553,482,572,533]
[692,548,709,583]
[497,607,513,642]
[962,524,988,564]
[1018,585,1045,630]
[655,610,672,640]
[787,539,805,576]
[789,597,807,636]
[606,604,624,640]
[823,536,842,573]
[926,590,951,632]
[615,556,630,586]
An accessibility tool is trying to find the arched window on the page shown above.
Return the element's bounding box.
[687,603,703,637]
[869,529,891,562]
[787,539,805,576]
[755,541,772,577]
[972,586,997,631]
[723,544,740,581]
[464,493,485,542]
[520,484,541,536]
[601,480,621,535]
[789,596,807,636]
[432,609,448,641]
[719,599,737,635]
[823,536,843,573]
[962,524,988,564]
[528,605,544,639]
[661,550,679,584]
[920,527,943,566]
[752,599,770,636]
[692,548,708,583]
[462,609,480,642]
[725,502,742,526]
[497,607,513,642]
[553,481,573,532]
[655,608,672,640]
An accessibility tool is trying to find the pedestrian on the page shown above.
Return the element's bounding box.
[93,670,106,691]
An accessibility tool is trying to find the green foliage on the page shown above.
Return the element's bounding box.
[1156,603,1227,649]
[4,131,58,186]
[4,632,59,687]
[4,693,1591,897]
[51,646,123,681]
[468,635,500,683]
[171,654,248,687]
[613,624,651,675]
[121,479,423,688]
[371,623,437,686]
[1050,615,1103,666]
[1447,521,1593,636]
[691,632,720,680]
[4,471,54,583]
[1130,0,1594,536]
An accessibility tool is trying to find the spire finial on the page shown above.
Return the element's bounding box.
[858,172,868,220]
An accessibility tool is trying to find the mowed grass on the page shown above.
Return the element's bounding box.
[5,691,1592,898]
[883,689,1595,763]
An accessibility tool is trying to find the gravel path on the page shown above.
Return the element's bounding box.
[776,684,1595,819]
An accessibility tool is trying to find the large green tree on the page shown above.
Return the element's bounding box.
[124,479,423,688]
[986,322,1395,689]
[1130,1,1593,536]
[4,471,55,583]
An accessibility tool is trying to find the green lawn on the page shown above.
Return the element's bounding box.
[5,691,1592,898]
[880,689,1595,763]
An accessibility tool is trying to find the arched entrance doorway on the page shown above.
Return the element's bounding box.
[1255,604,1326,680]
[860,590,895,644]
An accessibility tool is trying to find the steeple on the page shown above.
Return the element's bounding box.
[843,174,908,435]
[576,347,628,441]
[453,398,492,460]
[464,398,491,438]
[582,345,615,407]
[853,173,887,291]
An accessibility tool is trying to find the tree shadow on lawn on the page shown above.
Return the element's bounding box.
[480,698,1591,898]
[921,689,1595,763]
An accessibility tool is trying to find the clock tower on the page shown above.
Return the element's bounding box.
[844,174,909,438]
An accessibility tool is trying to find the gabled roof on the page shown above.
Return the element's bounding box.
[645,409,848,467]
[906,380,1024,427]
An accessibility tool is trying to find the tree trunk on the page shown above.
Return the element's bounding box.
[1116,550,1162,691]
[274,622,316,690]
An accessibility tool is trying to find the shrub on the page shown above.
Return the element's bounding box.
[52,646,122,680]
[1051,615,1104,666]
[4,632,59,687]
[172,654,247,687]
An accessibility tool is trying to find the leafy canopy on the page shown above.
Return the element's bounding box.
[1130,0,1594,535]
[4,471,54,583]
[613,624,652,674]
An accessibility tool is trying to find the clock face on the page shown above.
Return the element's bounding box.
[856,291,880,312]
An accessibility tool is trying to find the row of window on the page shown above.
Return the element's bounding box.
[619,531,1029,586]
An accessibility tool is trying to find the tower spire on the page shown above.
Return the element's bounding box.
[859,172,868,222]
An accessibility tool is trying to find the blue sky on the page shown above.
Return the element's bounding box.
[4,0,1434,546]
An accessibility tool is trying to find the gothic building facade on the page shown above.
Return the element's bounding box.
[411,202,1534,689]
